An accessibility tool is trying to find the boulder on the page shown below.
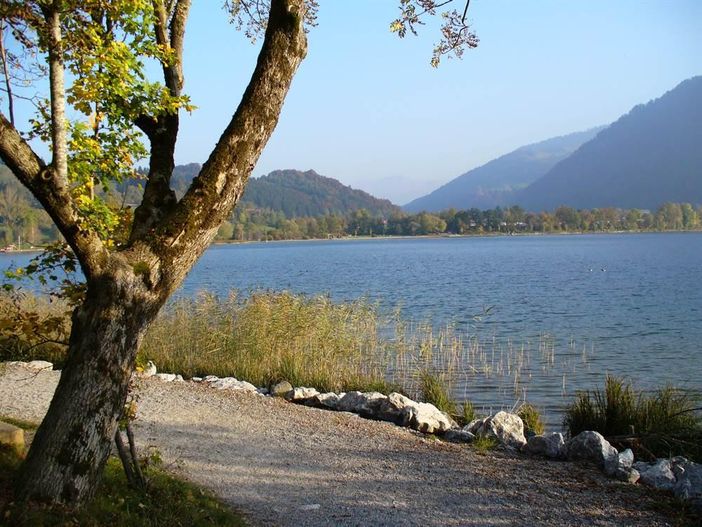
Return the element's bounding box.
[202,375,219,383]
[284,387,320,402]
[174,374,184,382]
[26,360,53,371]
[567,431,617,467]
[141,360,157,377]
[211,377,257,391]
[401,402,455,434]
[444,429,476,443]
[305,392,342,410]
[0,422,24,454]
[374,392,417,424]
[524,432,567,459]
[192,377,203,382]
[670,458,702,510]
[604,448,635,481]
[336,391,387,417]
[154,373,176,382]
[270,380,294,397]
[465,411,527,449]
[635,459,676,491]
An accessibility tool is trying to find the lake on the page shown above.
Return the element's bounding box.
[3,232,701,428]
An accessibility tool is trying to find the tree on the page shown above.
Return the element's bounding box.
[0,0,478,505]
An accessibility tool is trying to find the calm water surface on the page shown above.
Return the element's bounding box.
[4,232,701,427]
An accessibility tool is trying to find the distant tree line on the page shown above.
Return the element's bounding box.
[216,202,702,242]
[1,158,700,247]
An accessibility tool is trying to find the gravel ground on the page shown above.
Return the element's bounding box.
[0,363,681,527]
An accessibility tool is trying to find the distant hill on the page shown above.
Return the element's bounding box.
[515,76,702,211]
[403,127,603,212]
[240,169,399,217]
[169,166,399,217]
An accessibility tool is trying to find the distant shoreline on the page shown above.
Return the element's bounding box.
[211,228,700,247]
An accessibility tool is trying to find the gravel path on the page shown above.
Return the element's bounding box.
[0,363,679,526]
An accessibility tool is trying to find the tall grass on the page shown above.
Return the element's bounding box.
[564,376,702,461]
[140,292,396,393]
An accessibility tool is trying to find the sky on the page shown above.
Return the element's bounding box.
[8,1,702,204]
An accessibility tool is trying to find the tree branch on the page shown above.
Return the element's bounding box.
[129,0,191,243]
[41,3,67,187]
[150,0,308,295]
[0,113,108,279]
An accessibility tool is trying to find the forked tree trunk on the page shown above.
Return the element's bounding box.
[16,268,162,502]
[3,0,308,505]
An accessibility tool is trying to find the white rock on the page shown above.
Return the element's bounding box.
[202,375,219,382]
[141,360,157,377]
[524,432,567,459]
[636,459,676,491]
[174,374,184,382]
[401,402,455,434]
[26,360,53,371]
[671,459,702,508]
[604,448,635,481]
[567,431,618,467]
[305,392,342,410]
[284,387,320,402]
[192,377,203,382]
[375,392,417,423]
[465,411,527,450]
[154,373,176,382]
[336,391,387,416]
[211,377,257,391]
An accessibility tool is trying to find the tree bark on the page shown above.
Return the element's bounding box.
[15,259,162,502]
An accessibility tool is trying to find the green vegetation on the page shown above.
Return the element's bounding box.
[517,404,545,436]
[0,447,245,527]
[2,159,701,247]
[472,435,499,453]
[419,370,458,416]
[564,376,702,461]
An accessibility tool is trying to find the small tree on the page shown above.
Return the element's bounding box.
[0,0,477,505]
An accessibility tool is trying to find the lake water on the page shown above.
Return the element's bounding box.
[3,232,701,428]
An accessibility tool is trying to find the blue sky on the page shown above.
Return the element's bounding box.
[177,1,701,204]
[8,1,702,204]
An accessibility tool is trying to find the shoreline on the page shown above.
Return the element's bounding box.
[211,228,701,247]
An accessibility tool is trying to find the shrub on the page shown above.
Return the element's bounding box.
[419,369,457,416]
[518,404,545,436]
[564,376,702,461]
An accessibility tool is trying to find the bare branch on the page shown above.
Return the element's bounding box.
[0,113,108,279]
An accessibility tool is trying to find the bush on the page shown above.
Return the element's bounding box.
[564,376,702,461]
[418,370,456,415]
[518,404,545,436]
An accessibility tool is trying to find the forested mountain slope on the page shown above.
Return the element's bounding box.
[404,127,603,212]
[515,76,702,211]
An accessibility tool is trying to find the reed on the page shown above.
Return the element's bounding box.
[564,376,702,460]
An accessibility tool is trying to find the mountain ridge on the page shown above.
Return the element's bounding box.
[403,127,604,212]
[514,76,702,210]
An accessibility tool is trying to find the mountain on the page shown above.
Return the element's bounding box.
[169,165,399,217]
[403,127,603,212]
[515,76,702,211]
[241,169,399,217]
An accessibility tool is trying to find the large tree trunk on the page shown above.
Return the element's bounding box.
[16,264,162,503]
